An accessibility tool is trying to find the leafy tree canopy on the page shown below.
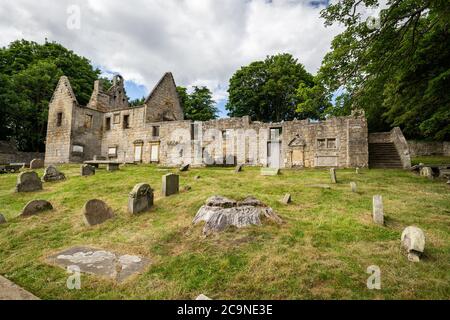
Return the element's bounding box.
[177,86,218,121]
[319,0,450,140]
[0,39,101,151]
[226,53,321,122]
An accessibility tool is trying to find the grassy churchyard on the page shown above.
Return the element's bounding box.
[0,163,449,300]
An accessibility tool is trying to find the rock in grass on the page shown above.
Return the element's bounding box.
[372,195,384,225]
[281,193,292,204]
[234,164,243,173]
[83,199,114,226]
[195,294,212,300]
[20,200,53,217]
[193,195,282,235]
[401,226,425,262]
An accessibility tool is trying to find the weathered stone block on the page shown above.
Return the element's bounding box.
[83,199,114,226]
[30,159,44,169]
[260,167,279,176]
[81,164,95,176]
[281,193,292,204]
[162,173,179,197]
[330,168,337,183]
[16,171,42,192]
[20,200,53,217]
[42,165,65,182]
[128,183,153,215]
[420,167,433,179]
[372,195,384,225]
[350,182,357,193]
[235,164,243,173]
[401,226,425,262]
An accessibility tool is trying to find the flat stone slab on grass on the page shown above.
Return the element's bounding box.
[260,167,279,176]
[306,184,331,189]
[0,275,39,300]
[46,247,150,283]
[20,200,53,217]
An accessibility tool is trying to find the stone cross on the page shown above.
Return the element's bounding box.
[372,195,384,225]
[162,173,179,197]
[128,183,153,214]
[330,168,337,183]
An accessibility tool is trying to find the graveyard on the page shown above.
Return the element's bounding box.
[0,163,449,299]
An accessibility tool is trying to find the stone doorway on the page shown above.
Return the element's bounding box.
[150,143,160,163]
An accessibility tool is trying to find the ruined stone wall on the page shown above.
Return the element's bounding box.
[408,140,450,157]
[0,141,44,165]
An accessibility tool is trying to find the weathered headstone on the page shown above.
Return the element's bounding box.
[162,173,179,197]
[195,294,212,300]
[128,183,153,215]
[180,164,190,172]
[420,167,433,179]
[234,164,243,173]
[281,193,292,204]
[0,213,6,224]
[106,163,119,172]
[330,168,337,183]
[355,167,360,174]
[401,226,425,262]
[81,164,95,176]
[15,171,43,192]
[29,159,44,169]
[42,165,65,182]
[260,167,279,176]
[350,182,357,193]
[83,199,114,226]
[372,195,384,225]
[20,200,53,217]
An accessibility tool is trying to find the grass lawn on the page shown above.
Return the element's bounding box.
[412,156,450,166]
[0,164,449,300]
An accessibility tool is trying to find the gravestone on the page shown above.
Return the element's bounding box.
[183,185,192,192]
[372,195,384,225]
[30,159,44,169]
[260,167,279,176]
[128,183,153,215]
[401,226,425,262]
[194,175,201,180]
[420,167,433,179]
[83,199,114,226]
[162,173,179,197]
[107,163,119,171]
[350,182,357,193]
[180,164,190,172]
[235,164,243,173]
[281,193,292,204]
[42,165,65,182]
[20,200,53,217]
[0,213,6,224]
[15,171,43,192]
[81,164,95,176]
[330,168,337,183]
[355,167,360,174]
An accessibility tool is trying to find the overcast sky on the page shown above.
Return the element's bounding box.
[0,0,341,116]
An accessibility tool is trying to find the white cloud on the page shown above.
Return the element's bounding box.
[0,0,342,113]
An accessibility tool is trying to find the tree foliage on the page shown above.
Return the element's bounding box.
[226,53,320,122]
[319,0,450,140]
[0,39,101,151]
[177,86,218,121]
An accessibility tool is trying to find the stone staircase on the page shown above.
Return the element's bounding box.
[369,142,403,168]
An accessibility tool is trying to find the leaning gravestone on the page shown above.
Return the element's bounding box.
[180,164,190,172]
[281,193,292,204]
[42,165,65,182]
[330,168,337,183]
[20,200,53,217]
[372,195,384,225]
[162,173,179,197]
[234,164,243,173]
[128,183,153,215]
[0,213,6,224]
[401,226,425,262]
[15,171,43,192]
[420,167,433,179]
[30,159,44,169]
[81,164,95,176]
[83,199,114,226]
[350,182,357,193]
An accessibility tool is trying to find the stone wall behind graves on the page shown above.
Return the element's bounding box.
[407,140,450,157]
[0,141,44,165]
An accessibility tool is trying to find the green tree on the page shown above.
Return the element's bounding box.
[226,53,315,122]
[177,86,218,121]
[319,0,450,140]
[0,39,101,151]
